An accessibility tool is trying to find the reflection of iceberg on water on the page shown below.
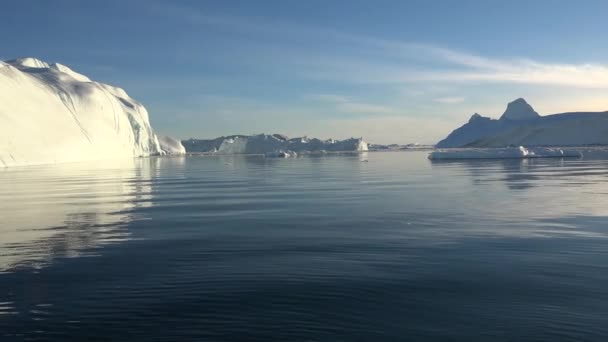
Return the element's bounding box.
[0,158,157,272]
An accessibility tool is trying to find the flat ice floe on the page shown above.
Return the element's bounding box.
[428,146,583,160]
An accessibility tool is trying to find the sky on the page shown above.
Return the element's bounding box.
[1,0,608,144]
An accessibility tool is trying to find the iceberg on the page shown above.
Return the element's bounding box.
[428,146,583,160]
[437,98,608,148]
[182,134,368,154]
[0,57,162,167]
[158,135,186,155]
[264,150,297,158]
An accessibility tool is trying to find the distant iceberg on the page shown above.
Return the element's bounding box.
[428,146,582,160]
[264,150,297,158]
[182,134,368,155]
[158,135,186,155]
[0,57,162,167]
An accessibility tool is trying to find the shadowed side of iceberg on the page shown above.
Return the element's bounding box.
[182,134,369,155]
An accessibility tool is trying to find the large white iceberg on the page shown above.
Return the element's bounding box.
[158,135,186,155]
[0,57,162,167]
[182,134,368,154]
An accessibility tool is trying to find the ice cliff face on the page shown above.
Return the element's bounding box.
[436,98,608,148]
[182,134,368,154]
[0,57,162,167]
[158,135,186,155]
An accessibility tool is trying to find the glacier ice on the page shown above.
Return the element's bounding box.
[0,57,162,167]
[264,150,297,158]
[428,146,583,160]
[182,134,368,155]
[158,135,186,155]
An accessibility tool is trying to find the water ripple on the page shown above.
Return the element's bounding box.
[2,152,608,341]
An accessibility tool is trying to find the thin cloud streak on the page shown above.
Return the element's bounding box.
[309,94,396,114]
[305,58,608,89]
[140,1,608,143]
[434,97,465,104]
[150,2,608,89]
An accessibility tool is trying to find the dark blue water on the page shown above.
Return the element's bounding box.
[2,151,608,341]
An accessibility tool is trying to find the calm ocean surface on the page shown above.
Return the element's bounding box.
[2,151,608,341]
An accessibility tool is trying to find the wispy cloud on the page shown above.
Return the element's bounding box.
[309,94,396,114]
[309,94,351,103]
[433,97,465,104]
[140,1,608,142]
[147,2,608,89]
[306,57,608,89]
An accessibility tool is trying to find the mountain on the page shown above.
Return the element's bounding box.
[436,98,608,148]
[182,134,369,154]
[499,98,540,121]
[0,57,163,167]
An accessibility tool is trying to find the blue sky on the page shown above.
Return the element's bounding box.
[2,0,608,143]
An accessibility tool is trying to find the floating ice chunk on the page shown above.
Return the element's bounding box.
[264,150,297,158]
[158,136,186,155]
[524,147,582,158]
[428,146,582,160]
[183,134,368,154]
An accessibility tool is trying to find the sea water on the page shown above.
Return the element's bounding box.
[2,151,608,341]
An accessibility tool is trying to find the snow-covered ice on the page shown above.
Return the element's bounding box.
[0,57,162,167]
[182,134,368,154]
[428,146,583,160]
[264,150,297,158]
[158,135,186,155]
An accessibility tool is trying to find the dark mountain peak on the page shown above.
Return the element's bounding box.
[468,113,483,123]
[500,98,539,121]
